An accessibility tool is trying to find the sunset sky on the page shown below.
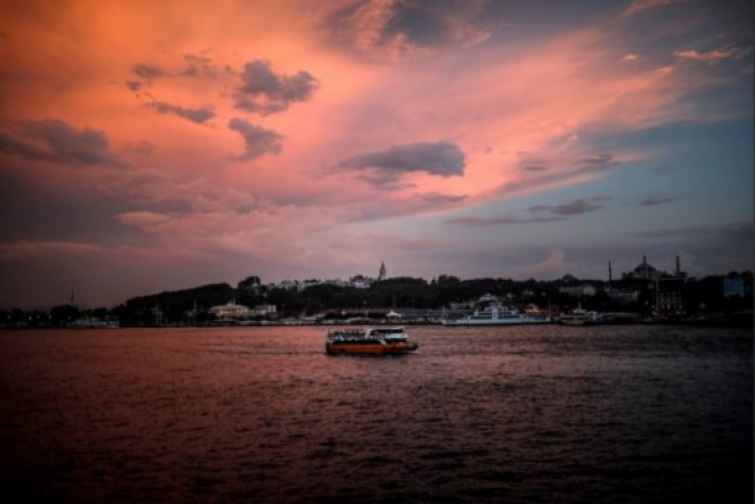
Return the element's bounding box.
[1,0,752,308]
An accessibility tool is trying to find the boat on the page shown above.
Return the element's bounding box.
[325,326,418,355]
[557,307,600,326]
[442,303,551,326]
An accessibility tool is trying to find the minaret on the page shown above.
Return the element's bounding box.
[378,261,387,281]
[608,260,613,285]
[675,255,681,276]
[642,255,648,280]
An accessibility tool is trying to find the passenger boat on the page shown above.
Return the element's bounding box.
[325,326,418,355]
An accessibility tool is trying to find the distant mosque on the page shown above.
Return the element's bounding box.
[621,255,684,282]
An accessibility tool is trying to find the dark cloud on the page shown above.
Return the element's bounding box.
[522,164,548,172]
[148,101,215,124]
[516,151,550,172]
[125,80,142,92]
[495,153,623,197]
[338,141,465,189]
[578,154,619,172]
[235,204,254,215]
[182,53,217,78]
[446,196,612,226]
[184,53,212,66]
[0,119,119,166]
[419,192,467,204]
[324,0,494,56]
[529,197,609,216]
[234,60,318,115]
[640,196,673,206]
[123,140,154,157]
[228,118,283,160]
[381,3,453,46]
[132,63,165,80]
[447,215,565,225]
[349,191,466,221]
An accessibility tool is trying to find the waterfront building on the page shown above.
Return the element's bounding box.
[656,278,685,314]
[298,279,321,291]
[605,288,639,304]
[349,275,372,289]
[277,280,299,290]
[558,284,597,297]
[656,256,687,315]
[723,274,746,298]
[253,304,277,317]
[209,300,252,320]
[449,301,474,310]
[476,293,500,306]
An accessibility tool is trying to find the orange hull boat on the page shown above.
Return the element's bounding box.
[325,327,419,356]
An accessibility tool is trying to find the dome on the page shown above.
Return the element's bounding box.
[633,255,656,274]
[634,263,656,273]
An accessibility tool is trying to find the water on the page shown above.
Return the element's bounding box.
[1,325,751,503]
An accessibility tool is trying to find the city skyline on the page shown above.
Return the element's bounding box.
[1,0,753,308]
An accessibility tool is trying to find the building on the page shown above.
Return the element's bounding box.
[349,275,372,289]
[277,280,299,290]
[655,256,687,315]
[448,301,474,310]
[253,304,277,317]
[323,278,348,288]
[723,275,746,298]
[209,300,252,320]
[558,284,597,297]
[605,288,639,304]
[298,279,321,292]
[656,278,685,314]
[476,293,499,306]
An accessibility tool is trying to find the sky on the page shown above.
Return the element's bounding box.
[0,0,752,308]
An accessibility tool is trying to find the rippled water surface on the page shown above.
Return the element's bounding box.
[1,325,752,503]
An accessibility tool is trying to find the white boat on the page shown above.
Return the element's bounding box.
[442,304,550,326]
[558,307,600,326]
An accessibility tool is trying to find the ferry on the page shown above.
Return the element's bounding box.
[325,326,419,355]
[442,304,550,326]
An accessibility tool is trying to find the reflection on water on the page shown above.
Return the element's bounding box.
[0,325,751,503]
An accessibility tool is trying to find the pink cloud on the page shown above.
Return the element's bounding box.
[673,48,734,63]
[115,211,173,230]
[622,0,687,17]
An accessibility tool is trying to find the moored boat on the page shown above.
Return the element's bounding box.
[558,307,600,326]
[325,326,418,355]
[442,303,550,326]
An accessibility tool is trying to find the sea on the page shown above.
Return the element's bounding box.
[1,325,752,503]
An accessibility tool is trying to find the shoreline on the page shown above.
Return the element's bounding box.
[1,316,752,330]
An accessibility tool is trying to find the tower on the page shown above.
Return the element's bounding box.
[378,261,387,281]
[608,260,613,285]
[675,255,681,276]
